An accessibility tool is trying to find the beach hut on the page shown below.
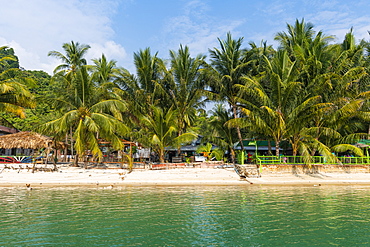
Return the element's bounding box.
[0,131,62,149]
[0,131,65,163]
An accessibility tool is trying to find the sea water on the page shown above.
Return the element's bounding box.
[0,185,369,246]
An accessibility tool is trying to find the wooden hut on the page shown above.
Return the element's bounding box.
[0,131,65,163]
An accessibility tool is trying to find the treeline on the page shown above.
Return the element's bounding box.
[1,19,370,163]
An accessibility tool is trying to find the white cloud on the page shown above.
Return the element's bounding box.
[309,10,370,43]
[87,41,127,63]
[161,0,244,57]
[0,0,126,74]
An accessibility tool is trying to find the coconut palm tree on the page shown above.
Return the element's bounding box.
[140,106,196,163]
[115,48,167,119]
[208,32,250,151]
[235,50,315,157]
[48,41,90,78]
[208,104,238,163]
[41,66,129,165]
[0,46,35,117]
[90,54,122,100]
[165,45,207,153]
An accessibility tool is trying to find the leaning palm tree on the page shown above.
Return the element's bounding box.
[40,66,129,165]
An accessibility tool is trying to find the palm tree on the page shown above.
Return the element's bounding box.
[140,106,196,163]
[41,66,129,165]
[48,41,90,78]
[47,41,92,159]
[245,40,275,76]
[275,18,317,56]
[115,48,167,119]
[236,50,317,157]
[90,54,122,100]
[166,45,207,154]
[0,46,35,118]
[208,32,249,151]
[208,104,238,163]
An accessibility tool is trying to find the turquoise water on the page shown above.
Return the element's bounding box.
[1,185,370,246]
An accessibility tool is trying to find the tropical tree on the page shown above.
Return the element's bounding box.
[196,142,224,161]
[115,48,167,119]
[0,46,19,69]
[208,32,249,150]
[245,40,275,76]
[0,46,35,118]
[208,104,238,163]
[139,106,196,163]
[236,50,319,157]
[165,45,207,153]
[48,41,90,78]
[41,66,129,165]
[90,54,122,100]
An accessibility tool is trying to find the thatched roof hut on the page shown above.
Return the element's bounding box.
[0,131,64,150]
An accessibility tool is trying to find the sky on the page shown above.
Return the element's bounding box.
[1,0,370,74]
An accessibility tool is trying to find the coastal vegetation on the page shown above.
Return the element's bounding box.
[1,19,370,163]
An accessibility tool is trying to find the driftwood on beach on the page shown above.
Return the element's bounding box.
[234,164,260,178]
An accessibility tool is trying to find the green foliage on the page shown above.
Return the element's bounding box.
[140,106,197,163]
[2,19,370,165]
[0,47,19,70]
[196,143,224,161]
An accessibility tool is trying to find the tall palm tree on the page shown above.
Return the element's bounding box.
[47,41,92,159]
[90,54,122,100]
[166,45,207,153]
[245,40,275,76]
[115,48,167,119]
[275,19,316,55]
[236,50,317,157]
[41,66,129,165]
[48,41,90,78]
[208,32,249,151]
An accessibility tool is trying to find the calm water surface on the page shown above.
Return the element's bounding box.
[0,185,370,246]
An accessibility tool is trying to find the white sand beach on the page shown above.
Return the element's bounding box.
[1,164,370,188]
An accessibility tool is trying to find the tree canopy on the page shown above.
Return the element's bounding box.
[3,19,370,163]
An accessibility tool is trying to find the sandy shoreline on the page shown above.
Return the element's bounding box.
[1,165,370,188]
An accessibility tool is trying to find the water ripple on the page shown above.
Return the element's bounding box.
[0,186,370,246]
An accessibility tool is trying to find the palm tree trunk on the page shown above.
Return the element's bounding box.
[73,153,79,167]
[232,104,244,152]
[177,129,183,157]
[53,148,58,171]
[70,127,74,158]
[64,133,68,162]
[159,149,165,164]
[275,141,280,157]
[268,140,272,155]
[230,148,236,164]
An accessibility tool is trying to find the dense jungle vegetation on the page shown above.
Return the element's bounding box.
[2,19,370,163]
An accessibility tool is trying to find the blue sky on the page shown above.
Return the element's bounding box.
[1,0,370,73]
